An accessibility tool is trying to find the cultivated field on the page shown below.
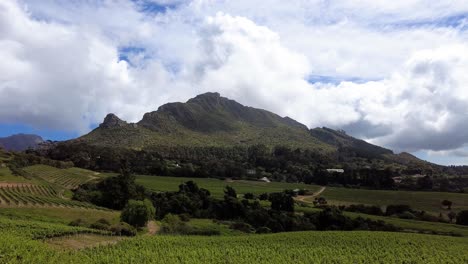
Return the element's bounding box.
[1,226,466,263]
[136,175,321,197]
[0,165,109,209]
[310,187,468,213]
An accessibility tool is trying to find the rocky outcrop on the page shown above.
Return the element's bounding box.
[99,114,128,128]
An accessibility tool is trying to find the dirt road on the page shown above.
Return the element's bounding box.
[295,186,326,203]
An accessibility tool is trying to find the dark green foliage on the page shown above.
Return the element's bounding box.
[90,218,111,230]
[224,186,237,198]
[258,193,269,200]
[255,226,272,234]
[441,200,452,210]
[73,162,146,210]
[243,193,255,199]
[121,199,155,228]
[344,204,384,216]
[386,205,412,216]
[269,192,294,212]
[68,218,87,227]
[456,210,468,226]
[109,222,137,236]
[229,222,254,233]
[160,214,190,234]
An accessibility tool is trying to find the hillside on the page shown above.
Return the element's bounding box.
[0,134,43,151]
[78,93,332,151]
[310,127,393,158]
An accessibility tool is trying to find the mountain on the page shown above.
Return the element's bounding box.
[67,92,431,167]
[0,134,44,151]
[310,127,393,158]
[79,92,333,152]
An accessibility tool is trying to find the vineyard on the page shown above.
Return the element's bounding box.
[23,165,100,189]
[0,165,109,210]
[0,185,107,209]
[1,229,467,263]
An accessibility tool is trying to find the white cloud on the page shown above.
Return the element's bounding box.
[1,0,468,163]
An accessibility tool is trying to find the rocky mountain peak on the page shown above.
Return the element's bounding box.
[99,113,127,128]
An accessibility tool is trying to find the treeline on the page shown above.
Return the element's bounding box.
[45,142,402,189]
[73,170,399,233]
[7,151,74,176]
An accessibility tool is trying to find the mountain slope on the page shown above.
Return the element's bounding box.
[0,134,43,151]
[310,127,393,158]
[79,92,333,152]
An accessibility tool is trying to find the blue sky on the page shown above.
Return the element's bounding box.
[1,0,468,165]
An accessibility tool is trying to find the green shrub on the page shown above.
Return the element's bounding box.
[256,227,272,234]
[69,218,87,227]
[160,214,191,234]
[90,219,111,230]
[121,199,155,228]
[110,222,137,236]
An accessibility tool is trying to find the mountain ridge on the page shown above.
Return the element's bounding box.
[0,133,44,151]
[79,92,331,151]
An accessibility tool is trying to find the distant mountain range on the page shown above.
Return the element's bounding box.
[0,134,43,151]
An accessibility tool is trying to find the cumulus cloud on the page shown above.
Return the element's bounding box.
[1,0,468,162]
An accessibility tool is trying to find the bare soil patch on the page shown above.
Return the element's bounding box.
[45,234,125,250]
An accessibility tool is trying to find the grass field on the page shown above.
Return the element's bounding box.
[308,187,468,213]
[0,167,31,183]
[136,175,321,197]
[0,207,119,225]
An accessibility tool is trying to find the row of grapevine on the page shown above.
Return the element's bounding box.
[23,165,96,189]
[0,216,109,240]
[0,186,109,210]
[0,230,467,263]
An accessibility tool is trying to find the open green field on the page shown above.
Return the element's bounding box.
[296,205,468,237]
[136,175,321,197]
[0,167,31,183]
[0,207,119,225]
[309,187,468,214]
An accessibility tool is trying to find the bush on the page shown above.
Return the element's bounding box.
[179,213,191,222]
[160,214,191,234]
[243,193,255,199]
[456,210,468,226]
[90,218,111,230]
[397,211,416,220]
[385,204,411,216]
[69,218,87,227]
[344,204,383,216]
[121,199,155,228]
[229,222,254,233]
[110,222,137,236]
[256,226,272,234]
[258,193,269,200]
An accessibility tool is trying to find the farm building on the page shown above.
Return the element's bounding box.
[327,169,344,173]
[259,177,271,183]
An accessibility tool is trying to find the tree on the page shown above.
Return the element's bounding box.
[448,211,457,223]
[456,210,468,226]
[224,186,237,198]
[269,192,294,212]
[441,200,452,210]
[121,199,155,228]
[243,193,255,199]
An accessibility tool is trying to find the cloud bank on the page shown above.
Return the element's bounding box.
[1,0,468,162]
